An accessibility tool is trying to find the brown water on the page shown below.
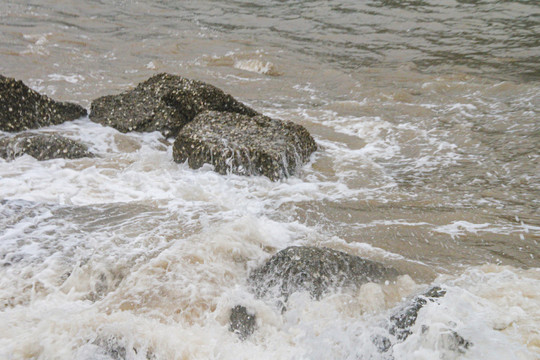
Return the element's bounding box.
[1,1,539,359]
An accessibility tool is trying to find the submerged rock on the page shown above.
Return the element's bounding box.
[91,336,156,360]
[0,133,94,161]
[389,286,447,341]
[248,246,399,303]
[89,73,258,137]
[0,75,87,132]
[172,111,317,181]
[229,305,256,341]
[374,286,472,354]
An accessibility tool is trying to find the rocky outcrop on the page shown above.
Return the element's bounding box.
[0,133,93,161]
[89,73,258,137]
[229,305,256,340]
[0,75,87,132]
[173,111,317,181]
[248,246,399,303]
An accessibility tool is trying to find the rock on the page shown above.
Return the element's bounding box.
[0,75,87,132]
[229,305,256,340]
[388,286,446,341]
[371,334,393,353]
[0,133,94,161]
[172,111,317,181]
[91,336,156,360]
[374,286,472,354]
[248,246,399,304]
[438,329,473,354]
[89,73,258,137]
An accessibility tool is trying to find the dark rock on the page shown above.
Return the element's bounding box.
[376,286,472,354]
[248,246,399,304]
[229,305,256,340]
[371,334,393,353]
[92,336,156,360]
[0,133,93,161]
[172,111,317,181]
[389,286,446,341]
[0,75,87,132]
[89,73,258,137]
[440,329,473,354]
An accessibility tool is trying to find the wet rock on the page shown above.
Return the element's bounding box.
[249,246,399,304]
[91,336,156,360]
[371,334,393,353]
[0,75,87,132]
[439,329,473,354]
[375,286,472,354]
[389,286,447,341]
[172,111,317,181]
[89,73,258,137]
[0,133,94,161]
[229,305,256,340]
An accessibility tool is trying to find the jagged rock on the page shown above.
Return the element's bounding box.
[89,73,258,137]
[374,286,472,354]
[229,305,256,340]
[0,133,93,161]
[0,75,87,132]
[172,111,317,181]
[389,286,447,341]
[248,246,399,303]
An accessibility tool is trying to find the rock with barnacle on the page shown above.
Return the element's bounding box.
[0,133,94,161]
[0,75,87,132]
[172,111,317,181]
[89,73,259,137]
[248,246,399,305]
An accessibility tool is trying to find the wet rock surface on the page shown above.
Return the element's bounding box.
[248,246,399,303]
[374,286,472,355]
[91,336,156,360]
[229,305,256,341]
[89,73,258,137]
[389,286,447,341]
[172,111,317,181]
[0,133,94,161]
[0,75,87,132]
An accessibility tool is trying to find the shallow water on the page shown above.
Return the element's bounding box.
[1,1,539,359]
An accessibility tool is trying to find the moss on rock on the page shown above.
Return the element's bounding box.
[172,111,317,181]
[0,75,87,132]
[89,73,258,137]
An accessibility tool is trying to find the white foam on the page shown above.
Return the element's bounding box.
[0,83,539,358]
[48,73,85,84]
[234,59,278,75]
[434,221,518,238]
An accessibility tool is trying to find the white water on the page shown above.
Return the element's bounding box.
[1,116,539,359]
[1,0,540,358]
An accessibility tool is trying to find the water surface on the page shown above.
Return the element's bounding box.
[1,1,539,359]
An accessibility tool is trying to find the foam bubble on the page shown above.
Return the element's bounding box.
[234,59,279,76]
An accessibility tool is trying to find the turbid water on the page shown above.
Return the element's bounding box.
[0,1,539,359]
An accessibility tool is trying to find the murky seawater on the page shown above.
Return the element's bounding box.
[1,1,539,359]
